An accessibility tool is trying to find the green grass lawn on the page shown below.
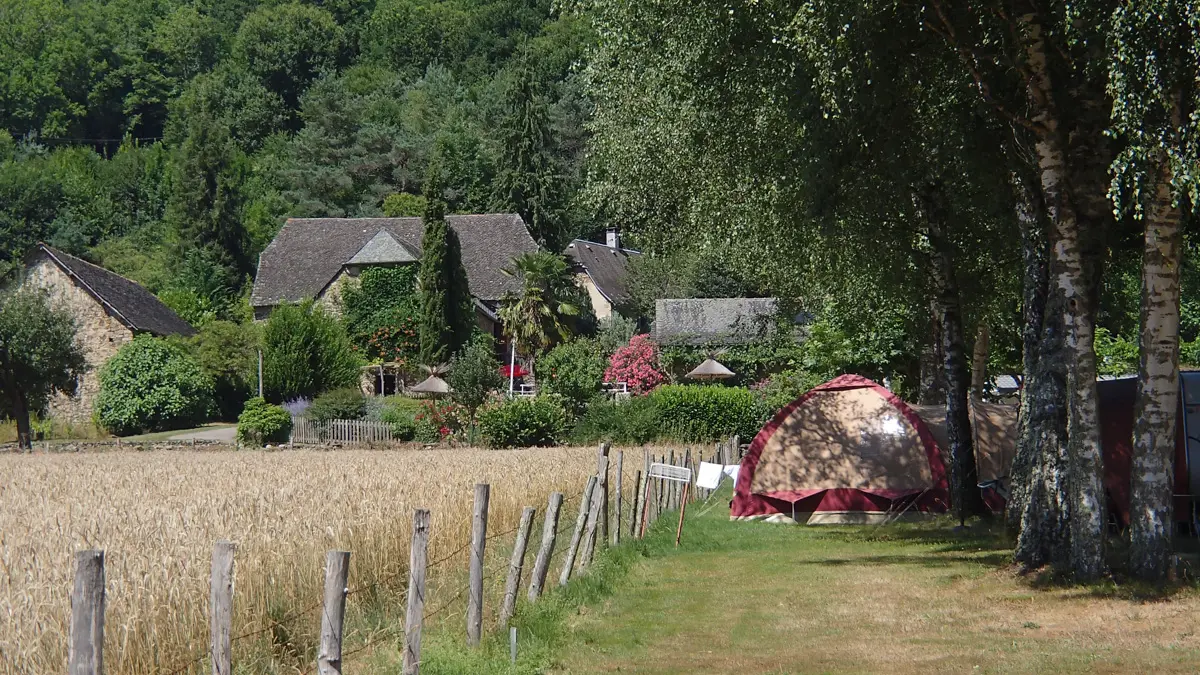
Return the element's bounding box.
[376,488,1200,675]
[547,500,1200,674]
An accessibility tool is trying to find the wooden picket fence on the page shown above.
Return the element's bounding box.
[289,416,394,445]
[61,438,742,674]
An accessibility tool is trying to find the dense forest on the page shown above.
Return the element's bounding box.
[0,0,593,325]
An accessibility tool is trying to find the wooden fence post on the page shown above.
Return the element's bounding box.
[318,551,350,675]
[69,550,105,675]
[559,476,597,586]
[639,468,653,537]
[500,506,536,626]
[733,434,741,460]
[580,456,608,568]
[467,483,490,647]
[612,450,623,546]
[528,492,563,601]
[630,470,643,538]
[596,443,610,546]
[210,541,235,675]
[683,449,693,504]
[403,509,430,675]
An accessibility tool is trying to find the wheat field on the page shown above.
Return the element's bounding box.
[0,446,634,673]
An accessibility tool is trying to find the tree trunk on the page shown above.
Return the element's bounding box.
[1013,289,1071,569]
[923,189,985,522]
[1020,12,1106,580]
[919,300,947,405]
[12,389,33,451]
[1130,157,1184,580]
[1007,170,1051,530]
[971,324,989,400]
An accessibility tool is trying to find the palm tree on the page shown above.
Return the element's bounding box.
[498,252,581,376]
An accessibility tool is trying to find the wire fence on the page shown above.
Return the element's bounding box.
[67,442,729,674]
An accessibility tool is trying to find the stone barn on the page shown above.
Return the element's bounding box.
[23,244,196,423]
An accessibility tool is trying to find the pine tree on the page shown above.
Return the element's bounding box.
[167,110,250,278]
[492,72,566,249]
[419,161,474,364]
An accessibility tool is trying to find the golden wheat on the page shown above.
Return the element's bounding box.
[0,445,643,674]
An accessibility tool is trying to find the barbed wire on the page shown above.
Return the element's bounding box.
[161,477,600,675]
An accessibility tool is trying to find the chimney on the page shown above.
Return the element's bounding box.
[606,227,621,250]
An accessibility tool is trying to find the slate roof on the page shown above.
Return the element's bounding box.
[31,244,196,337]
[251,214,539,307]
[563,239,641,308]
[653,298,782,346]
[346,230,418,265]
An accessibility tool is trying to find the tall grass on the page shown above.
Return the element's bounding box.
[0,446,624,673]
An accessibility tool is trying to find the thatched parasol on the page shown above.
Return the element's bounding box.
[686,357,735,381]
[409,375,452,396]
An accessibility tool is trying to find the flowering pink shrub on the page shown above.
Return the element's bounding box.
[604,334,667,394]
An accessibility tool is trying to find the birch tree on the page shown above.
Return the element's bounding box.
[1108,0,1199,580]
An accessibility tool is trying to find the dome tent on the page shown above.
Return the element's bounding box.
[732,375,949,524]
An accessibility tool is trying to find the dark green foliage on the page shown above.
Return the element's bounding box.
[262,300,361,402]
[167,111,251,279]
[752,369,823,414]
[233,3,344,112]
[236,397,293,446]
[418,163,473,364]
[571,395,661,445]
[646,385,767,442]
[308,387,367,423]
[188,320,260,421]
[626,252,764,320]
[0,285,87,447]
[448,335,503,420]
[477,396,568,448]
[536,338,606,414]
[379,405,417,440]
[96,336,215,436]
[492,72,568,249]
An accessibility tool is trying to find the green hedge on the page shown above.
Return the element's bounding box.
[236,397,293,446]
[308,387,367,423]
[477,396,568,448]
[646,385,768,442]
[571,395,661,445]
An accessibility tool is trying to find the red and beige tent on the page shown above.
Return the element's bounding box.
[733,375,950,524]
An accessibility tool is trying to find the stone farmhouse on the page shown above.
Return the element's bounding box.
[250,213,540,339]
[563,228,642,322]
[24,243,196,422]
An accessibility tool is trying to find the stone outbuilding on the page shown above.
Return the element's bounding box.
[23,244,196,423]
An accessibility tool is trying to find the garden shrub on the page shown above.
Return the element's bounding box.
[414,400,467,442]
[477,396,567,448]
[96,335,215,435]
[307,387,367,423]
[262,300,361,402]
[188,320,260,421]
[536,338,606,415]
[380,407,417,441]
[647,384,768,442]
[751,369,823,413]
[571,395,660,445]
[604,334,666,394]
[236,397,293,446]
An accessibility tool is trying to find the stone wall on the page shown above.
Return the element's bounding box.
[25,259,135,423]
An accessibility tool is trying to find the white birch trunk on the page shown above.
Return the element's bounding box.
[1021,12,1105,579]
[1130,158,1183,580]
